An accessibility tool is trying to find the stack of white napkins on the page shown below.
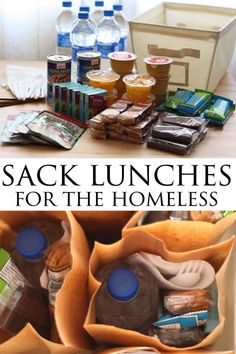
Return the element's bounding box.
[1,65,47,100]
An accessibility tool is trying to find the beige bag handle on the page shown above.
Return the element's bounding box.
[148,45,201,87]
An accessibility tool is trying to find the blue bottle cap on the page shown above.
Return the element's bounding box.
[107,268,139,302]
[16,228,48,260]
[95,1,104,6]
[79,6,90,12]
[104,10,114,17]
[113,4,122,11]
[79,11,89,19]
[63,1,72,7]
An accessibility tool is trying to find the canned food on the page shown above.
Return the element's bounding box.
[47,54,71,103]
[77,51,101,84]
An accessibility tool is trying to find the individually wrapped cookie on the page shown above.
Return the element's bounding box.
[147,136,193,155]
[151,123,199,145]
[119,103,152,126]
[148,327,206,347]
[164,289,214,315]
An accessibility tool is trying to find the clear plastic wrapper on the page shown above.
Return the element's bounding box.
[147,136,193,155]
[121,111,159,137]
[164,289,214,315]
[161,113,206,132]
[148,326,206,347]
[90,127,107,139]
[151,123,199,145]
[118,103,152,126]
[89,114,107,130]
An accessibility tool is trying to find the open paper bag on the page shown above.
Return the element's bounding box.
[72,211,134,246]
[0,324,79,354]
[122,212,236,252]
[0,211,91,353]
[0,211,235,353]
[84,226,235,352]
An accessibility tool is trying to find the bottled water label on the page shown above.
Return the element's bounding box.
[97,42,120,59]
[48,267,70,306]
[57,32,71,48]
[72,46,94,62]
[119,37,127,52]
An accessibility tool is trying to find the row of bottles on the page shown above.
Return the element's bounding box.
[56,1,129,59]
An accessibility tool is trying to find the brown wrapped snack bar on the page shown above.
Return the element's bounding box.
[123,131,150,144]
[147,136,193,155]
[121,111,159,137]
[151,123,199,145]
[119,103,152,126]
[148,327,206,347]
[164,289,214,315]
[106,123,121,133]
[111,99,133,112]
[89,114,106,130]
[161,113,205,132]
[108,131,123,141]
[90,127,107,139]
[100,100,133,124]
[100,108,121,124]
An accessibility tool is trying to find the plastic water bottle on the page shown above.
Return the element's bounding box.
[97,10,121,59]
[113,4,129,51]
[95,259,160,333]
[71,12,96,81]
[91,1,104,25]
[79,6,96,31]
[56,1,76,55]
[11,227,48,289]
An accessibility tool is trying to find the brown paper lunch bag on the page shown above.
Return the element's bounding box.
[122,212,236,252]
[72,212,135,247]
[94,348,234,354]
[0,210,91,354]
[84,227,235,352]
[96,347,161,353]
[0,324,80,354]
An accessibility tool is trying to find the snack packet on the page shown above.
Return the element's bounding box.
[26,111,85,149]
[202,95,235,126]
[177,89,213,116]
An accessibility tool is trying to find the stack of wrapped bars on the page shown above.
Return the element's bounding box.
[147,113,208,155]
[89,100,159,144]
